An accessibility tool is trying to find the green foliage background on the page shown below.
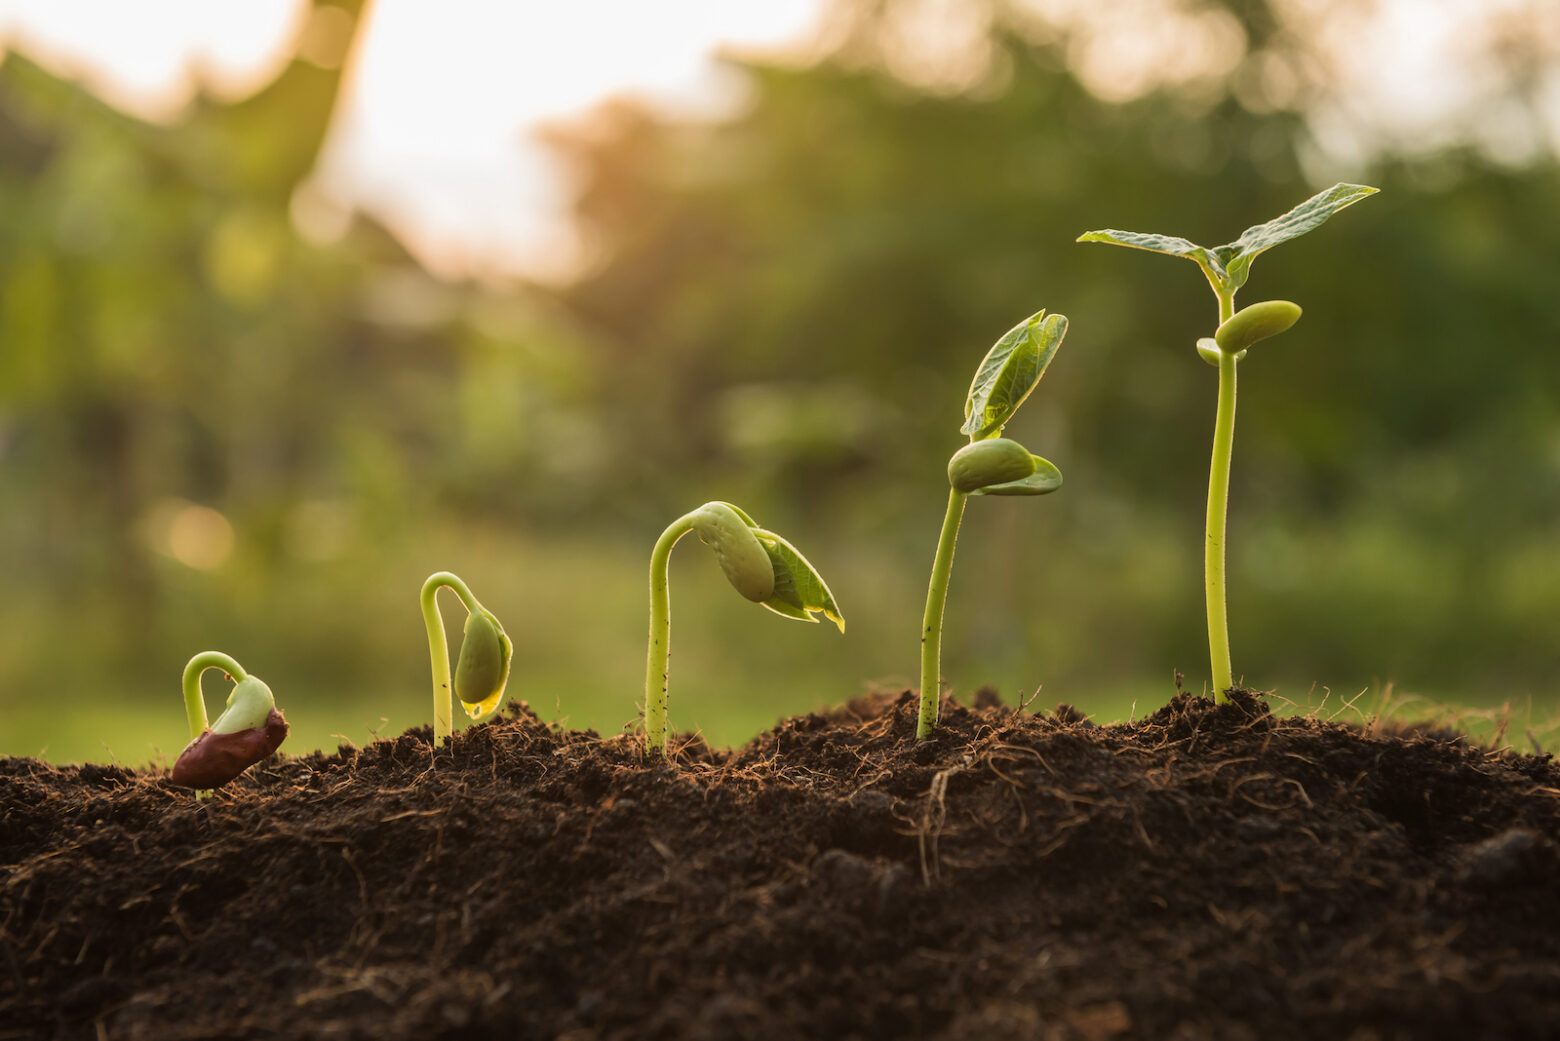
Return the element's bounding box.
[3,1,1559,765]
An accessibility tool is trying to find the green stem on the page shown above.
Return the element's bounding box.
[182,651,247,740]
[181,651,248,801]
[421,572,481,745]
[645,512,699,756]
[1205,289,1237,699]
[918,489,969,739]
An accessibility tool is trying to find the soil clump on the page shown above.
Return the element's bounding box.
[4,689,1559,1040]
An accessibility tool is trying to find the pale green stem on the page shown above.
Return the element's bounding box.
[645,511,700,756]
[182,651,247,740]
[918,489,969,739]
[181,651,247,800]
[1205,289,1237,700]
[421,572,481,745]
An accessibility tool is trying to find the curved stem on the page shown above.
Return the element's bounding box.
[421,572,481,745]
[1205,289,1238,700]
[918,489,969,739]
[182,651,247,740]
[645,512,699,756]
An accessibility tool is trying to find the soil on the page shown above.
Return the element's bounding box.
[4,689,1560,1041]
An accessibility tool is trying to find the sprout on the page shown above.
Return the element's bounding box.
[919,310,1068,740]
[170,651,288,792]
[1080,183,1377,698]
[645,501,843,756]
[421,572,513,744]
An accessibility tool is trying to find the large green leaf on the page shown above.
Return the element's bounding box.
[1078,183,1378,297]
[970,454,1063,496]
[1214,183,1378,290]
[753,530,845,632]
[1075,229,1227,289]
[961,311,1068,439]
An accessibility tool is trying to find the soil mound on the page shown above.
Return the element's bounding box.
[4,690,1559,1040]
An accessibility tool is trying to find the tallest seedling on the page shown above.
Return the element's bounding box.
[1079,182,1378,698]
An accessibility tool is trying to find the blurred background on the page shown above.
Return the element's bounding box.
[2,0,1558,766]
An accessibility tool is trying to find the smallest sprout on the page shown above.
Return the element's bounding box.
[422,572,513,744]
[170,651,288,791]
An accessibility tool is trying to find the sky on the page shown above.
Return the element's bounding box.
[0,0,828,282]
[0,0,1555,282]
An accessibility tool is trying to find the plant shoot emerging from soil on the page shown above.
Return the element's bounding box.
[421,571,513,744]
[1079,183,1377,699]
[645,501,843,756]
[171,651,288,791]
[919,310,1068,740]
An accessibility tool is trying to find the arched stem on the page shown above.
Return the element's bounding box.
[644,511,699,756]
[421,571,481,744]
[182,651,247,740]
[918,489,969,739]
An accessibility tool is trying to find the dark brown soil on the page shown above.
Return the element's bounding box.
[5,689,1560,1041]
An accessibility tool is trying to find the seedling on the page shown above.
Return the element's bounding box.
[171,651,288,791]
[421,571,513,744]
[919,310,1068,740]
[645,501,843,756]
[1079,182,1378,698]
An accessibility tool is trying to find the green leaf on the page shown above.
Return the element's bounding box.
[753,529,845,632]
[209,675,277,734]
[1214,183,1378,290]
[972,455,1063,496]
[961,311,1068,439]
[1076,229,1228,290]
[1079,184,1378,298]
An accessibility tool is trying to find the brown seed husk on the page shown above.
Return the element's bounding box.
[169,709,289,788]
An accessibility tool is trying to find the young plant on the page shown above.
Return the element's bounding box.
[1079,182,1378,698]
[421,571,513,744]
[919,310,1069,740]
[171,651,288,790]
[645,501,843,756]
